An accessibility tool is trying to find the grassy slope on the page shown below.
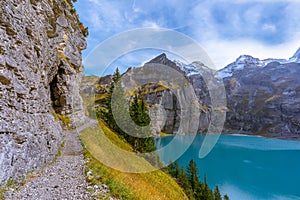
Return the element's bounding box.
[80,120,188,200]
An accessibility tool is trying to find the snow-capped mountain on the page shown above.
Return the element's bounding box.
[218,55,264,78]
[218,48,300,79]
[173,60,198,76]
[173,60,207,76]
[289,47,300,62]
[142,50,300,136]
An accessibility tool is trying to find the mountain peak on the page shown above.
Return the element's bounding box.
[158,53,167,58]
[292,47,300,59]
[147,53,168,64]
[146,53,182,72]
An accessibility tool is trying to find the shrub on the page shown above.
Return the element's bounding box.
[52,112,72,129]
[70,8,76,14]
[0,186,6,200]
[66,0,77,6]
[82,27,89,37]
[78,22,89,37]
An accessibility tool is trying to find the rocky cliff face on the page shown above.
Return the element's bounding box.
[139,54,213,135]
[0,0,86,183]
[122,52,300,137]
[220,55,300,136]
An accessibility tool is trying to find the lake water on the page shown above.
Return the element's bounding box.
[155,134,300,200]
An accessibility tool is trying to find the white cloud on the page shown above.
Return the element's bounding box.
[202,33,300,68]
[262,24,277,33]
[187,0,300,68]
[132,0,142,13]
[88,10,102,31]
[76,0,300,73]
[244,5,262,25]
[84,0,127,33]
[142,21,160,29]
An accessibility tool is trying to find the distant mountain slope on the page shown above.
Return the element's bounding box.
[91,49,300,138]
[221,54,300,136]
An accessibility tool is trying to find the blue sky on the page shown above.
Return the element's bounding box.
[75,0,300,75]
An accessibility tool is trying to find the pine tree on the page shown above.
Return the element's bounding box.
[105,68,121,106]
[100,68,130,142]
[166,160,229,200]
[99,68,155,154]
[112,67,121,82]
[168,161,176,177]
[174,161,180,178]
[111,78,130,140]
[102,68,121,126]
[214,186,222,200]
[178,166,194,199]
[194,181,204,200]
[202,175,214,200]
[186,159,199,192]
[129,95,154,153]
[224,194,229,200]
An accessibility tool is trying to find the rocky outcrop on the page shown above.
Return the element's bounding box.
[221,56,300,135]
[121,52,300,137]
[120,55,200,136]
[146,52,300,136]
[0,0,86,183]
[146,90,181,135]
[138,54,213,135]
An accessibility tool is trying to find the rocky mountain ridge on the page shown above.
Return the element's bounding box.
[218,51,300,79]
[221,53,300,136]
[93,49,300,137]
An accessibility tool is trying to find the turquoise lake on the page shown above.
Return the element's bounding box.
[155,134,300,200]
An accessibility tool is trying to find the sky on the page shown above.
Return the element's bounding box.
[74,0,300,75]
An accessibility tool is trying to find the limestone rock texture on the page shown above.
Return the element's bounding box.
[127,53,300,137]
[120,55,201,136]
[222,60,300,136]
[0,0,86,183]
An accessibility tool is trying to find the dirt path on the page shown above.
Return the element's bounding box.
[9,120,98,200]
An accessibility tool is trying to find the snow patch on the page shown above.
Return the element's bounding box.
[173,48,300,80]
[173,60,201,76]
[217,54,298,79]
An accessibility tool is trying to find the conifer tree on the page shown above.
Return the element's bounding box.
[167,161,176,177]
[186,159,199,192]
[113,67,121,82]
[103,68,121,125]
[167,160,228,200]
[111,76,130,140]
[178,166,193,199]
[174,161,180,178]
[101,68,155,153]
[128,95,154,152]
[214,186,222,200]
[224,194,230,200]
[202,175,214,200]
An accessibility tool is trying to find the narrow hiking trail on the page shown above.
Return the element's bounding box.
[8,120,98,200]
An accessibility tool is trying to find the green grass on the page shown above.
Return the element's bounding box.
[160,131,172,137]
[265,95,281,103]
[0,186,6,200]
[0,179,19,199]
[6,179,16,189]
[58,52,79,70]
[52,112,72,129]
[83,148,135,199]
[52,141,65,164]
[80,120,188,200]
